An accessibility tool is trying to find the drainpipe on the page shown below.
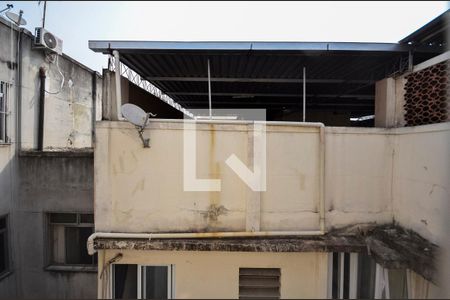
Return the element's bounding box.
[91,72,97,146]
[38,67,46,151]
[15,28,23,153]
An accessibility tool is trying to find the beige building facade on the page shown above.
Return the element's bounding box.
[91,118,449,299]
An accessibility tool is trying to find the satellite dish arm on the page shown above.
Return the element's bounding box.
[0,4,13,14]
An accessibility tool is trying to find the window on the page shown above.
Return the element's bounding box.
[47,212,96,267]
[330,252,376,299]
[0,215,10,278]
[329,252,407,299]
[374,265,409,299]
[239,268,280,299]
[0,82,10,143]
[387,269,408,299]
[112,264,174,299]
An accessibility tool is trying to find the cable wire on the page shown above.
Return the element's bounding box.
[44,53,65,94]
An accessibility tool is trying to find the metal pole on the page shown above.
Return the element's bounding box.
[42,1,47,28]
[303,67,306,122]
[208,59,212,120]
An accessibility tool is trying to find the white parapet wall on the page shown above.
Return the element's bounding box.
[95,120,450,240]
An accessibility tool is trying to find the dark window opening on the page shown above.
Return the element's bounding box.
[142,266,169,299]
[357,252,376,299]
[114,264,137,299]
[0,215,9,277]
[48,212,96,266]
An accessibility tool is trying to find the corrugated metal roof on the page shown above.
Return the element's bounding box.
[89,41,439,111]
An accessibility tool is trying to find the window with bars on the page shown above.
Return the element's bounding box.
[47,212,96,267]
[0,82,10,143]
[239,268,281,299]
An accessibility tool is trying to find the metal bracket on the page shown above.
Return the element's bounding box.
[135,112,157,148]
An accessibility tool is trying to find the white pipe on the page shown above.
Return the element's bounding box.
[207,58,212,120]
[319,125,326,232]
[87,230,325,255]
[303,66,306,122]
[112,50,122,121]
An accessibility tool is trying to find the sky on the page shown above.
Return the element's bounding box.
[2,1,449,72]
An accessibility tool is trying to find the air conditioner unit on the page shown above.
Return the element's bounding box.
[34,27,63,55]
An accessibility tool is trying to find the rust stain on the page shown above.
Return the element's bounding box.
[208,124,222,229]
[209,125,220,206]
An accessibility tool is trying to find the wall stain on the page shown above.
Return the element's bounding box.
[131,178,145,196]
[299,173,306,190]
[208,125,221,223]
[200,204,229,222]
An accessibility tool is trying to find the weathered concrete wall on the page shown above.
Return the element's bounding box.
[0,16,99,298]
[19,36,101,150]
[392,123,450,245]
[15,152,96,298]
[94,120,449,242]
[99,249,328,299]
[0,16,20,298]
[325,126,394,228]
[0,17,101,150]
[94,121,399,233]
[95,121,324,233]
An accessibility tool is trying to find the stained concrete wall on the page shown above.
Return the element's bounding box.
[15,152,96,298]
[0,16,98,298]
[0,16,22,298]
[95,121,324,233]
[99,249,328,299]
[94,120,449,242]
[325,126,394,228]
[16,28,101,150]
[94,121,399,233]
[94,120,450,297]
[392,123,450,245]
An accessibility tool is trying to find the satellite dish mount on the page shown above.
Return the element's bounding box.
[121,103,156,148]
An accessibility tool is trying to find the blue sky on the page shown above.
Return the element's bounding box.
[3,1,448,72]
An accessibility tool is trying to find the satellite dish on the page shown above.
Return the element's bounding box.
[121,103,157,148]
[121,103,149,127]
[5,11,27,26]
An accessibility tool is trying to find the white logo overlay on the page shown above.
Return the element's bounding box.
[183,109,266,192]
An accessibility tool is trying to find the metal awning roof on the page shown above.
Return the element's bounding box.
[89,41,439,112]
[399,9,449,47]
[89,40,438,53]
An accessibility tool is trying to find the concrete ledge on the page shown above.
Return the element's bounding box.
[93,224,438,283]
[45,265,97,273]
[19,149,94,158]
